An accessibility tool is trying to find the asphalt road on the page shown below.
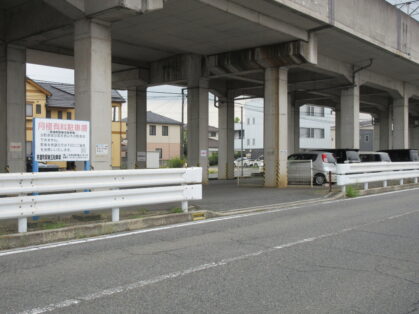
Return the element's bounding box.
[1,189,419,314]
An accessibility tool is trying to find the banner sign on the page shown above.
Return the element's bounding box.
[33,118,90,162]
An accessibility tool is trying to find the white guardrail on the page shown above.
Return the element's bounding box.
[337,162,419,192]
[0,168,202,233]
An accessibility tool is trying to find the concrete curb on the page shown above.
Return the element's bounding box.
[0,192,344,250]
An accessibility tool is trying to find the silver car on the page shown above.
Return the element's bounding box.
[288,151,337,185]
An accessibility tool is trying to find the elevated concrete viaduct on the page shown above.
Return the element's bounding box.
[1,0,419,187]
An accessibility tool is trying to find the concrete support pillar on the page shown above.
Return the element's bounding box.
[187,56,208,183]
[338,85,360,149]
[294,104,300,153]
[218,91,235,180]
[335,104,341,149]
[287,95,295,156]
[392,96,409,149]
[75,19,112,170]
[373,118,380,151]
[0,44,26,173]
[264,67,288,188]
[378,110,392,150]
[127,86,147,169]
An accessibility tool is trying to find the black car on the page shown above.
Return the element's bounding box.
[319,149,361,164]
[26,156,60,172]
[379,149,419,162]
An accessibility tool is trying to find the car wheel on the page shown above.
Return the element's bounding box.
[313,174,326,186]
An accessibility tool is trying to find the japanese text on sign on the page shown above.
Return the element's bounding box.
[33,118,90,162]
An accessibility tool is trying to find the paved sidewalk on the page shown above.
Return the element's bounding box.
[192,177,330,211]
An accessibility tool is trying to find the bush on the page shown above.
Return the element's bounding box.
[209,152,218,166]
[166,157,185,168]
[346,186,359,198]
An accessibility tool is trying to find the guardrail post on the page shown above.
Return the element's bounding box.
[18,217,27,233]
[400,179,404,185]
[182,201,188,212]
[341,185,346,195]
[111,187,119,222]
[364,182,368,190]
[415,178,418,184]
[112,208,119,222]
[383,180,388,188]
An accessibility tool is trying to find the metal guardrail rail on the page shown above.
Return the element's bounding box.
[337,162,419,192]
[0,168,202,233]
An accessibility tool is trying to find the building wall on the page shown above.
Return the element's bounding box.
[299,105,334,150]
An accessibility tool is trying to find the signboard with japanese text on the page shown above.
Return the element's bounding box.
[33,118,90,162]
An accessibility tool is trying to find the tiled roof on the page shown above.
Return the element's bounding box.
[33,79,125,108]
[121,111,182,125]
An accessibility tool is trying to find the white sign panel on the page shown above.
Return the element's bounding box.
[33,118,90,162]
[95,144,109,156]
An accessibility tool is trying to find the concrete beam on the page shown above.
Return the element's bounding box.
[112,68,149,90]
[198,0,308,41]
[360,70,404,99]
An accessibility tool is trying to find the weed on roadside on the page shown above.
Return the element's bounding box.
[346,186,359,198]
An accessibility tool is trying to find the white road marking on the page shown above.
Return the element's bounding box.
[1,186,419,258]
[19,207,419,314]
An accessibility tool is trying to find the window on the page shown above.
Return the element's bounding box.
[209,131,217,137]
[67,112,72,120]
[252,138,255,145]
[162,125,169,136]
[252,117,255,124]
[300,128,324,138]
[46,110,51,118]
[364,135,370,142]
[319,107,325,117]
[306,106,315,116]
[36,104,42,115]
[112,106,120,122]
[149,125,156,136]
[57,111,63,119]
[247,139,250,146]
[247,118,250,125]
[26,104,33,117]
[155,148,163,159]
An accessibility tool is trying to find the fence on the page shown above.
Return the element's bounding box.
[0,168,202,233]
[288,160,313,186]
[336,162,419,193]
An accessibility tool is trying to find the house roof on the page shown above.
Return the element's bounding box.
[32,79,125,109]
[121,111,182,125]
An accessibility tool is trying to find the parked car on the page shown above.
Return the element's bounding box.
[251,155,264,167]
[320,149,361,164]
[288,151,337,185]
[379,149,419,162]
[359,151,391,163]
[234,157,252,167]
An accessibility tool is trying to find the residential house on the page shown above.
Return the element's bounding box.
[121,111,182,163]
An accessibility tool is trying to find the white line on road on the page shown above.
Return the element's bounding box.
[2,187,419,258]
[18,208,419,314]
